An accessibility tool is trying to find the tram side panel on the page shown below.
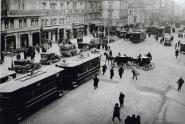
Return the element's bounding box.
[61,57,101,90]
[0,71,63,124]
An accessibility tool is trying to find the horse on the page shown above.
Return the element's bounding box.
[104,52,115,65]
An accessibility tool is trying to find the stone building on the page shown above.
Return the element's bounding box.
[102,0,145,28]
[1,0,102,51]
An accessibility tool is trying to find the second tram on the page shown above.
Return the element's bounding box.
[130,30,146,43]
[56,52,101,89]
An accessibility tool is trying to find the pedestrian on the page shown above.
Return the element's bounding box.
[175,49,179,59]
[146,52,152,60]
[178,40,180,47]
[131,114,137,124]
[177,77,184,91]
[132,68,138,80]
[118,66,124,79]
[1,51,4,63]
[24,48,27,59]
[125,116,131,124]
[109,49,112,56]
[119,92,125,107]
[136,115,141,124]
[93,74,99,89]
[110,67,114,79]
[102,64,107,75]
[112,103,121,122]
[16,53,21,60]
[175,43,177,49]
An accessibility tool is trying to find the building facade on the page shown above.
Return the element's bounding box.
[1,0,102,51]
[102,0,146,28]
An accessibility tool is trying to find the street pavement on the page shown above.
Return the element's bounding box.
[1,33,185,124]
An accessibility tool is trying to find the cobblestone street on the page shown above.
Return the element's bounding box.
[17,34,185,124]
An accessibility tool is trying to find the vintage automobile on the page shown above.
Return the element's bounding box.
[59,44,80,57]
[102,36,115,44]
[164,36,172,46]
[8,59,41,73]
[78,38,101,50]
[129,30,146,43]
[40,52,60,65]
[118,30,127,38]
[180,43,185,53]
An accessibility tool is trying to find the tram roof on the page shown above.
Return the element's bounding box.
[0,70,16,79]
[0,66,63,93]
[56,52,101,68]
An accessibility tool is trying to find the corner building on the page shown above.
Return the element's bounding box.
[1,0,102,51]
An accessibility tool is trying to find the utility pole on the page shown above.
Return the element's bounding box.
[108,4,113,44]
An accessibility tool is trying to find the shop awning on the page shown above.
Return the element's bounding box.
[73,23,84,29]
[89,20,104,26]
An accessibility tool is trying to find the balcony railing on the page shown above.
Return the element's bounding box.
[7,9,91,16]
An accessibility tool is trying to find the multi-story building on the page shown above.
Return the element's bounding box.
[102,0,145,28]
[1,0,102,52]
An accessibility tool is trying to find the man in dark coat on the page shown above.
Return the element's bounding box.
[177,77,184,91]
[147,52,152,60]
[93,75,99,89]
[102,64,107,75]
[132,69,138,80]
[118,66,124,79]
[110,67,114,79]
[119,92,125,107]
[178,40,180,47]
[24,48,27,59]
[175,49,179,59]
[1,51,4,63]
[109,50,112,56]
[112,103,121,122]
[125,116,131,124]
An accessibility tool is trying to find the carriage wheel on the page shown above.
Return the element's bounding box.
[149,62,155,70]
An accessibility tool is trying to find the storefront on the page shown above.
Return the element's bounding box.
[59,28,64,43]
[20,34,29,48]
[72,23,84,38]
[1,32,6,51]
[5,36,16,51]
[32,32,40,46]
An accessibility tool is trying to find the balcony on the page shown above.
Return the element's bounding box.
[7,9,87,17]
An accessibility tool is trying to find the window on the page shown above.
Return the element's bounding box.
[23,19,27,27]
[61,3,63,9]
[54,18,57,25]
[35,18,39,26]
[5,20,9,29]
[19,19,22,28]
[31,18,34,26]
[43,2,46,9]
[10,20,14,29]
[59,18,62,24]
[50,3,56,10]
[45,19,48,25]
[62,18,65,24]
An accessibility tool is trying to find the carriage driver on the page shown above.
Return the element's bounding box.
[146,52,152,60]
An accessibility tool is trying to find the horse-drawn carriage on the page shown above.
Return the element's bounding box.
[104,53,154,71]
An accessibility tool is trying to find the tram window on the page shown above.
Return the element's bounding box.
[0,97,13,108]
[48,81,56,89]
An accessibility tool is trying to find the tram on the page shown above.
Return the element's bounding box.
[56,52,101,89]
[0,67,63,124]
[156,27,165,37]
[130,30,146,43]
